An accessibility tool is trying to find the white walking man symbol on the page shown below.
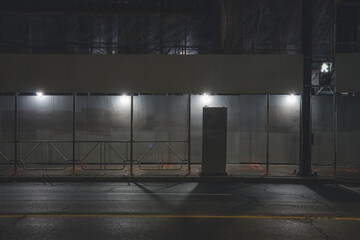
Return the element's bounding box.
[321,63,329,73]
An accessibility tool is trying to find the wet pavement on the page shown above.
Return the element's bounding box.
[0,182,359,239]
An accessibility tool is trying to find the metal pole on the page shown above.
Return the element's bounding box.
[333,93,337,176]
[299,0,313,176]
[14,93,18,176]
[104,142,107,170]
[100,142,103,170]
[332,4,337,177]
[299,94,303,171]
[72,93,76,175]
[184,18,187,55]
[266,94,269,175]
[130,94,134,176]
[187,94,191,175]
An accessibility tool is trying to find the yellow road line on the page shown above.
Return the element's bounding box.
[0,214,359,221]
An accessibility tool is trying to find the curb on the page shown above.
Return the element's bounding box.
[1,176,359,184]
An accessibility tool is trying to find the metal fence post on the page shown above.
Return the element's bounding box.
[333,93,337,177]
[266,94,269,175]
[130,94,134,176]
[187,94,191,175]
[14,93,18,176]
[72,93,76,175]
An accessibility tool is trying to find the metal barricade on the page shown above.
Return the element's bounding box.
[76,141,130,170]
[0,140,14,168]
[16,140,130,171]
[19,140,71,170]
[133,140,188,170]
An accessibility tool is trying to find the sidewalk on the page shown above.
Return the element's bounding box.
[1,164,359,183]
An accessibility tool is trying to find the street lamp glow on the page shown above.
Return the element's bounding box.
[36,91,44,97]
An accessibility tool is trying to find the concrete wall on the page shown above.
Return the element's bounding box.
[0,54,303,94]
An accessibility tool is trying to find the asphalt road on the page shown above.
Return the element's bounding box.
[0,182,359,240]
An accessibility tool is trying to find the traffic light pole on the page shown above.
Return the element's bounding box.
[299,0,313,176]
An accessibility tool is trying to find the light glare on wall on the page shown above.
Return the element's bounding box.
[120,94,130,104]
[36,91,44,97]
[286,94,297,104]
[201,93,211,105]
